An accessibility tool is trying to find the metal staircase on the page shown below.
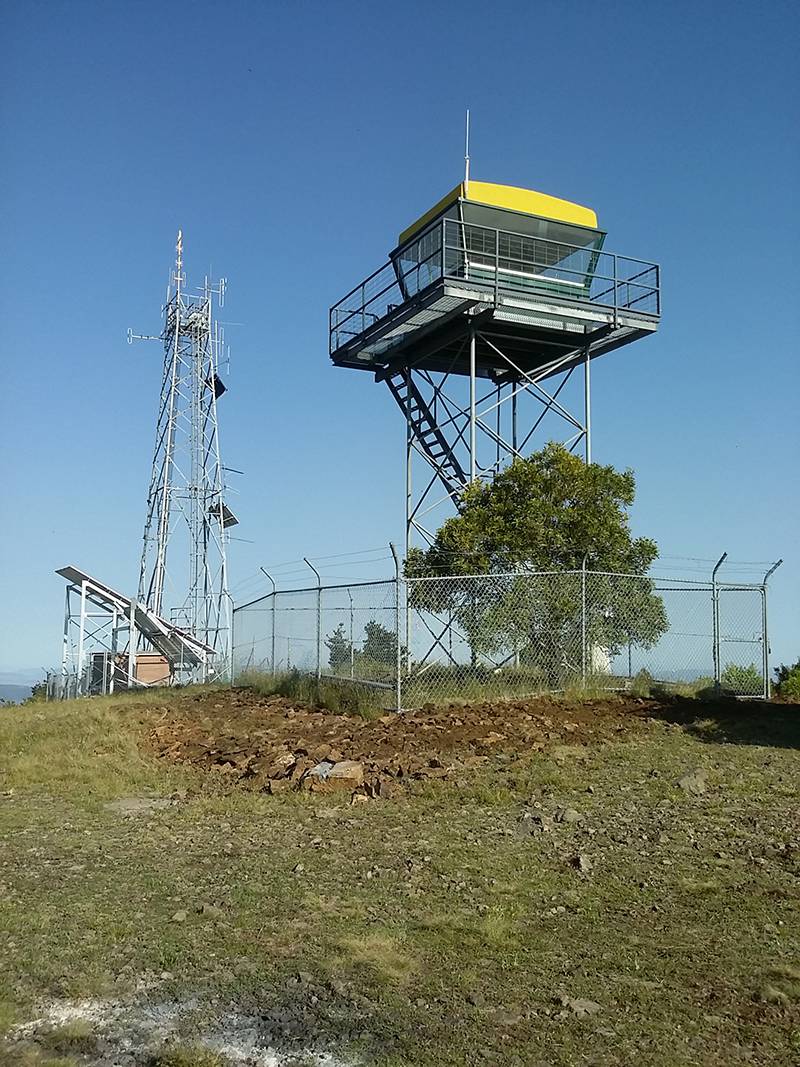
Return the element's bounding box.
[383,368,467,504]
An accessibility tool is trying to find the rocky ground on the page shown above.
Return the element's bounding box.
[145,688,661,799]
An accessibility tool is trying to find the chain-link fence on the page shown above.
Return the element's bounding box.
[45,671,80,701]
[233,570,771,709]
[233,579,400,699]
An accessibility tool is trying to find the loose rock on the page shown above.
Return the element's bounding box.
[678,768,708,795]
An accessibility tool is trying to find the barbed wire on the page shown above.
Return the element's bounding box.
[230,548,781,599]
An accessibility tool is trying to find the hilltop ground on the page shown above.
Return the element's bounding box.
[0,685,798,1067]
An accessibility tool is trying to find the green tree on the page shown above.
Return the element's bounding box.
[325,623,352,672]
[405,443,667,685]
[362,621,396,665]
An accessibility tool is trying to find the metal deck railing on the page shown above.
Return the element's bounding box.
[330,217,660,356]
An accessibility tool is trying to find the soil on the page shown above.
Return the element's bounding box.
[144,688,660,799]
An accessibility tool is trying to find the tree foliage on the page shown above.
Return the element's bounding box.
[773,659,800,700]
[404,444,667,684]
[406,443,658,578]
[325,623,352,672]
[362,621,396,665]
[324,620,399,678]
[26,680,47,703]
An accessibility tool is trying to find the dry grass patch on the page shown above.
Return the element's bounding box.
[338,932,417,986]
[149,1045,230,1067]
[37,1020,98,1057]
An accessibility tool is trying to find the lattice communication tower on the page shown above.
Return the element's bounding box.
[131,231,236,677]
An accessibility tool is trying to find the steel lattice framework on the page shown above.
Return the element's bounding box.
[132,232,234,677]
[381,328,598,549]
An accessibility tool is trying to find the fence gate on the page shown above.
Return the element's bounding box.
[714,584,767,698]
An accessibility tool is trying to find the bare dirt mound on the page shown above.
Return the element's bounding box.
[145,689,656,799]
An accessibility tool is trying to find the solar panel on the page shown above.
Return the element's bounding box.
[56,565,215,666]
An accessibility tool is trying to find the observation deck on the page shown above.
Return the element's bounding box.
[330,181,660,382]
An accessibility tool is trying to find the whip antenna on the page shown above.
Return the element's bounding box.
[464,108,470,192]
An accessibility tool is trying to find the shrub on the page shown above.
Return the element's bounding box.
[720,662,763,695]
[775,662,800,701]
[630,669,654,698]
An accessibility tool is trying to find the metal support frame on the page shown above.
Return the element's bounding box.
[127,601,137,688]
[584,341,592,464]
[53,564,215,699]
[132,231,233,681]
[392,328,596,552]
[469,326,477,482]
[59,580,135,697]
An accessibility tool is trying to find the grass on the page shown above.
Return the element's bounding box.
[238,668,388,718]
[149,1046,229,1067]
[0,687,202,799]
[397,661,557,707]
[236,664,736,713]
[0,689,798,1065]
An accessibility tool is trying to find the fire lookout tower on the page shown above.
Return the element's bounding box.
[330,179,660,552]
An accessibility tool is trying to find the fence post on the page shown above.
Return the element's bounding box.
[711,552,727,694]
[225,591,235,689]
[347,588,355,679]
[260,567,277,673]
[761,559,783,699]
[389,542,402,713]
[304,558,322,682]
[581,557,587,687]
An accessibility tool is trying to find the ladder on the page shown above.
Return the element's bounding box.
[383,368,467,504]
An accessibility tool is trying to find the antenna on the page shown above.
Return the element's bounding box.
[464,108,470,191]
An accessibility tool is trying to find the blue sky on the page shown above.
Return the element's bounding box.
[1,0,797,679]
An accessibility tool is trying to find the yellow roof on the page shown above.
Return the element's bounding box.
[399,180,598,246]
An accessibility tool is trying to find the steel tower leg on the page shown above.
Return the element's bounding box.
[584,341,592,465]
[389,330,598,555]
[469,326,476,482]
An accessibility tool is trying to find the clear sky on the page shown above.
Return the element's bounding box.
[1,0,798,680]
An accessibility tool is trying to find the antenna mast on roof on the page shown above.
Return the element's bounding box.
[129,232,236,680]
[464,108,470,192]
